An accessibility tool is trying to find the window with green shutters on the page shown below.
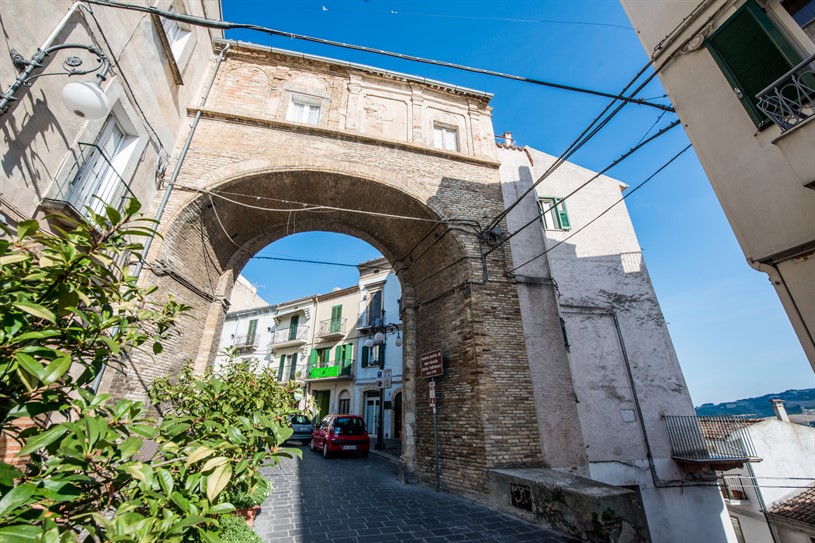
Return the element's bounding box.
[538,197,571,231]
[362,343,384,368]
[277,354,286,382]
[330,304,342,333]
[288,315,299,341]
[336,343,353,375]
[246,319,258,344]
[705,0,804,128]
[289,352,298,380]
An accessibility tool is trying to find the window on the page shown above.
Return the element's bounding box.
[781,0,815,44]
[338,390,350,414]
[160,16,191,60]
[720,475,749,501]
[317,347,330,366]
[288,315,300,341]
[66,115,136,218]
[335,343,353,375]
[277,354,286,382]
[288,352,298,380]
[537,197,571,231]
[246,319,258,345]
[705,0,805,128]
[361,343,384,368]
[286,97,321,125]
[365,290,383,327]
[330,304,342,333]
[433,125,458,151]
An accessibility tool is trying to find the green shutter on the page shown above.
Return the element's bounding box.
[289,353,298,380]
[361,345,369,368]
[706,0,802,128]
[555,198,571,230]
[277,355,286,381]
[378,343,386,368]
[288,315,299,340]
[247,319,258,342]
[330,305,342,333]
[309,348,318,373]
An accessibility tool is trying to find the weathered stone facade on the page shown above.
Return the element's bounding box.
[100,41,547,494]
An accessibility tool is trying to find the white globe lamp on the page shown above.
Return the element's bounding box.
[62,80,110,119]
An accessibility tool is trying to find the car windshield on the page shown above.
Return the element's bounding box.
[333,417,365,435]
[291,415,310,425]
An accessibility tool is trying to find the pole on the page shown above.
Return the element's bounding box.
[376,361,385,450]
[432,377,440,492]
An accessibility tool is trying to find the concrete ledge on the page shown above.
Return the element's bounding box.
[487,468,650,543]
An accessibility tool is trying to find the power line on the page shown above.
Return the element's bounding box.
[509,144,692,273]
[81,0,674,112]
[253,255,369,268]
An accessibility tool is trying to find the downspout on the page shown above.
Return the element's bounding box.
[92,43,230,392]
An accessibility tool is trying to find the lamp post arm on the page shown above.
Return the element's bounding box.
[0,43,110,117]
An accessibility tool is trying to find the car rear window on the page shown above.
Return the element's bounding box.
[333,417,365,435]
[291,415,311,424]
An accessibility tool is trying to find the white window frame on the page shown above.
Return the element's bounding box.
[160,16,192,61]
[537,197,571,231]
[286,95,321,125]
[432,124,458,151]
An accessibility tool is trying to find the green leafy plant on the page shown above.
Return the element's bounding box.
[216,515,262,543]
[223,476,270,510]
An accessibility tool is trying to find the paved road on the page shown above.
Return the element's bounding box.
[254,444,571,543]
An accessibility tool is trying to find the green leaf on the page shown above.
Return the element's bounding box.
[200,456,229,472]
[0,254,30,266]
[15,352,46,382]
[206,463,232,501]
[19,425,68,455]
[9,330,60,344]
[152,342,163,355]
[40,355,71,386]
[156,468,173,495]
[0,483,37,516]
[185,446,214,467]
[16,219,39,240]
[0,463,23,486]
[208,503,235,515]
[0,524,41,542]
[100,336,121,355]
[118,436,143,459]
[12,301,56,324]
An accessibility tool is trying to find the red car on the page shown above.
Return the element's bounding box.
[310,414,370,458]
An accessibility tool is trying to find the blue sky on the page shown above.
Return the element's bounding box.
[223,0,813,405]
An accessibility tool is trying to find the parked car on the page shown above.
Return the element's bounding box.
[310,414,370,458]
[287,414,314,445]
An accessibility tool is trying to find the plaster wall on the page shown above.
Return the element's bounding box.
[0,0,218,228]
[639,486,738,543]
[749,420,815,505]
[619,0,815,367]
[228,275,269,312]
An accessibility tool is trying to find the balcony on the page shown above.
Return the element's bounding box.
[307,358,353,380]
[357,310,384,331]
[269,324,309,348]
[756,51,815,132]
[318,317,347,339]
[232,334,258,351]
[41,142,135,222]
[663,416,761,472]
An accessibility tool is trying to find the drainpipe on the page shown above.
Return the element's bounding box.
[92,43,230,392]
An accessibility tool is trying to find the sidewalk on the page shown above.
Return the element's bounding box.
[368,437,401,463]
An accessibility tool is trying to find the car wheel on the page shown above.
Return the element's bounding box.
[322,443,331,459]
[309,439,317,452]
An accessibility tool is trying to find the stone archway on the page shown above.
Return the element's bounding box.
[99,43,545,496]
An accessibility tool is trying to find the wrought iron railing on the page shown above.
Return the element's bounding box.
[232,334,258,349]
[756,51,815,132]
[357,310,384,329]
[307,358,353,379]
[48,142,135,220]
[318,317,346,336]
[269,324,309,345]
[663,415,759,461]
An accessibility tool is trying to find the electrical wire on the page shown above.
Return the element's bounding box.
[509,144,692,273]
[492,119,681,254]
[80,0,674,112]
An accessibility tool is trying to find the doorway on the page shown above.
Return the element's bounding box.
[364,390,380,436]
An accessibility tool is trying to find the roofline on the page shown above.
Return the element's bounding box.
[316,285,360,302]
[213,38,493,100]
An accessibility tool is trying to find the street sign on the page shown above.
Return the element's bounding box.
[376,369,392,389]
[419,350,443,378]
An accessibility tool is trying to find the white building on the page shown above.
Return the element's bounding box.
[620,0,815,369]
[498,140,738,542]
[716,400,815,542]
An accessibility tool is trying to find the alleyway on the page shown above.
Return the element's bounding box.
[254,444,572,543]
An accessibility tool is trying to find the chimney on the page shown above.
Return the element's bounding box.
[502,131,513,147]
[771,398,789,422]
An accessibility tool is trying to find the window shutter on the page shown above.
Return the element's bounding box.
[361,345,369,368]
[309,348,318,371]
[289,353,298,380]
[555,199,571,230]
[706,0,802,127]
[278,355,286,381]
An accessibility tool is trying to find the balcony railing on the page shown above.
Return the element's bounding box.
[757,51,815,132]
[357,311,384,330]
[43,142,135,220]
[232,334,258,350]
[307,358,353,380]
[269,324,309,346]
[663,416,760,468]
[318,317,346,337]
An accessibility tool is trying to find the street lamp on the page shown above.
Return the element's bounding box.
[1,43,111,119]
[363,321,401,450]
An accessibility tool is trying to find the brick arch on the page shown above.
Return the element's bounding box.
[109,168,542,495]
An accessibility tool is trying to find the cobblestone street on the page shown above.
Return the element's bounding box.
[254,444,572,543]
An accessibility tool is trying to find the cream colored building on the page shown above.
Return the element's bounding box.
[620,0,815,369]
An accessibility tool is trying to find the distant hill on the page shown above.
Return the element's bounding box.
[695,388,815,418]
